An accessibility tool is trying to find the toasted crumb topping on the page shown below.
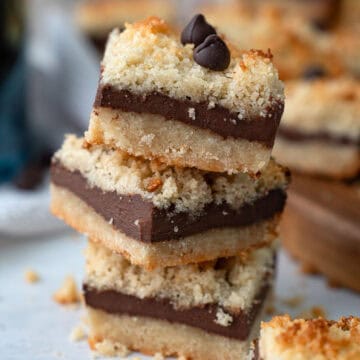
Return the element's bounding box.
[53,275,81,305]
[24,269,40,283]
[100,17,284,116]
[260,315,360,360]
[85,241,276,312]
[54,135,288,215]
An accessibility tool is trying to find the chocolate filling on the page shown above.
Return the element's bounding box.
[94,85,284,147]
[51,162,286,243]
[278,127,360,147]
[84,278,271,341]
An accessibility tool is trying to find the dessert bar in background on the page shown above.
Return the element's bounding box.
[274,78,360,179]
[86,17,284,174]
[51,135,288,269]
[244,0,341,29]
[281,174,360,292]
[201,2,343,80]
[85,241,276,359]
[75,0,175,53]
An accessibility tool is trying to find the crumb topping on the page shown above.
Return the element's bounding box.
[100,17,284,116]
[85,241,276,312]
[260,315,360,360]
[54,135,288,215]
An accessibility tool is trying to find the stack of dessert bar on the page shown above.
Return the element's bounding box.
[50,16,289,359]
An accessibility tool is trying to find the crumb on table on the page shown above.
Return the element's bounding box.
[69,324,87,342]
[53,275,81,305]
[24,269,40,283]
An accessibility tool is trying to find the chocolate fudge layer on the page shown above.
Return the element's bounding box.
[86,17,285,174]
[51,162,286,243]
[260,315,360,360]
[274,78,360,179]
[50,135,288,268]
[281,174,360,292]
[84,282,269,341]
[85,241,276,359]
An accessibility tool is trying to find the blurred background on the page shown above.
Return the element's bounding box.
[0,0,359,290]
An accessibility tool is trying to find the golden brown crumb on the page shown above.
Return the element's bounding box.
[82,139,92,149]
[132,16,171,35]
[88,336,98,351]
[53,275,81,305]
[24,269,40,283]
[146,177,163,192]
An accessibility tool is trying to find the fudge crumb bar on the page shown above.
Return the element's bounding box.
[50,135,288,269]
[274,78,360,179]
[85,241,276,359]
[87,16,284,174]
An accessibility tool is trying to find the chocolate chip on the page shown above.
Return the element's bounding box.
[193,34,230,71]
[302,65,327,80]
[181,14,216,47]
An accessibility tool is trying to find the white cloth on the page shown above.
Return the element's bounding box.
[0,178,68,238]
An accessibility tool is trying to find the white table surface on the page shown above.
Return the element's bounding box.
[1,232,359,359]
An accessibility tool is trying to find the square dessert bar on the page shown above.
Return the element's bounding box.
[86,17,285,174]
[84,241,276,360]
[50,135,288,269]
[274,78,360,179]
[258,315,360,360]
